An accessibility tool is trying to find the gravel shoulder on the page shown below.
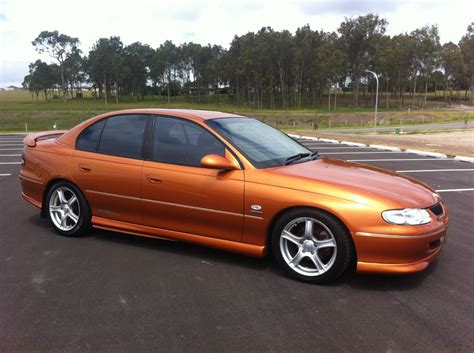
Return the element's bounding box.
[292,129,474,157]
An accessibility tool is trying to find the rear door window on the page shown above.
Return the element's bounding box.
[76,119,106,152]
[97,115,147,159]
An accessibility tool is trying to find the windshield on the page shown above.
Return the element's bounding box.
[207,117,312,168]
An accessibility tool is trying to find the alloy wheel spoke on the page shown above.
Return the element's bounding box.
[304,219,313,238]
[309,252,326,272]
[282,230,302,246]
[50,205,62,212]
[57,189,67,204]
[60,213,68,227]
[289,249,306,268]
[315,238,336,249]
[67,211,79,224]
[67,195,77,206]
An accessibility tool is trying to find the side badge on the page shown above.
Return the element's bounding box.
[250,204,263,214]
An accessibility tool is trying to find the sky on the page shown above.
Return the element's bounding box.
[0,0,473,88]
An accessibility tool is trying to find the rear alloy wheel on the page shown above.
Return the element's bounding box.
[46,182,91,236]
[272,209,354,284]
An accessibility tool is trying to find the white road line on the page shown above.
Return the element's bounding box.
[397,169,474,173]
[0,174,12,176]
[436,188,474,192]
[0,154,21,157]
[348,158,455,162]
[310,147,376,150]
[302,143,343,146]
[0,148,23,151]
[319,151,401,155]
[0,144,23,147]
[0,162,21,164]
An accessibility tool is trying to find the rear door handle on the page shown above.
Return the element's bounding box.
[79,164,91,172]
[147,175,162,184]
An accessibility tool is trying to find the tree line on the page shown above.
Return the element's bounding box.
[23,14,474,108]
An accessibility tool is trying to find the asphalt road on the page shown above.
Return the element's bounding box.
[309,121,474,133]
[1,135,473,353]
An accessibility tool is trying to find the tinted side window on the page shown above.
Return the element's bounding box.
[76,119,106,152]
[98,115,147,159]
[152,117,224,167]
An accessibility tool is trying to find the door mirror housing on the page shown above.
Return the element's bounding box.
[200,154,237,170]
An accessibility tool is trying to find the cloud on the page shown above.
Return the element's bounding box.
[0,13,7,21]
[183,32,197,39]
[157,2,202,22]
[299,1,400,16]
[0,61,29,87]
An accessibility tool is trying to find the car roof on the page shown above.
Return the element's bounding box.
[104,108,247,120]
[56,108,249,148]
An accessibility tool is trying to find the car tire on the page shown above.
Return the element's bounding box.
[46,181,91,237]
[271,208,354,284]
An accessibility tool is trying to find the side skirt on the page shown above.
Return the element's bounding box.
[91,216,266,258]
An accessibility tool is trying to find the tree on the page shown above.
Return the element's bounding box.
[390,34,416,107]
[120,42,154,101]
[87,37,123,103]
[156,41,180,103]
[23,60,58,100]
[338,14,388,107]
[32,30,79,98]
[64,46,85,98]
[410,25,441,106]
[441,42,465,105]
[269,29,294,108]
[459,23,474,103]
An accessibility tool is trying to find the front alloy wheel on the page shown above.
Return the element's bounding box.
[280,217,337,277]
[272,208,354,284]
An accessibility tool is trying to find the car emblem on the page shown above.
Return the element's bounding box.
[251,204,262,211]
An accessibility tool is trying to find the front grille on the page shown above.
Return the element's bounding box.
[429,202,444,217]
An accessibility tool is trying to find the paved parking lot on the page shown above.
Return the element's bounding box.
[1,134,473,352]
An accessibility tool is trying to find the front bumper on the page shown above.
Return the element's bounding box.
[354,226,447,274]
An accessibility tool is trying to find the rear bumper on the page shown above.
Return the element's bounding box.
[21,191,42,209]
[19,172,44,210]
[354,226,447,274]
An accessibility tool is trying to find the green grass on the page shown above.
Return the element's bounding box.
[0,90,472,132]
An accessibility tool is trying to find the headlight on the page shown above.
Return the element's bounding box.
[382,208,431,225]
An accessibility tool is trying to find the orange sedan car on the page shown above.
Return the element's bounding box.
[20,109,448,283]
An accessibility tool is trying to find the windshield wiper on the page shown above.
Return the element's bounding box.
[284,153,310,165]
[285,152,319,165]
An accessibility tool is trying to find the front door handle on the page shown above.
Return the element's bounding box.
[147,175,162,184]
[79,164,91,172]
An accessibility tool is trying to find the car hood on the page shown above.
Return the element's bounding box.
[259,157,438,209]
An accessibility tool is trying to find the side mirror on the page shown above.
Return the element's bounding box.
[200,154,237,170]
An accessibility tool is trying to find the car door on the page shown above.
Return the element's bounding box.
[141,115,244,241]
[70,114,148,225]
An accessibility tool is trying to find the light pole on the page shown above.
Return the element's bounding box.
[365,69,379,133]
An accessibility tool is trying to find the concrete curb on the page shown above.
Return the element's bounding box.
[369,144,402,152]
[406,149,448,159]
[454,156,474,163]
[291,133,474,163]
[341,141,366,147]
[318,138,339,144]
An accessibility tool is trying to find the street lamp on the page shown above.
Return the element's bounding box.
[365,69,379,133]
